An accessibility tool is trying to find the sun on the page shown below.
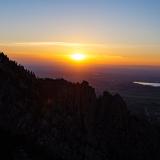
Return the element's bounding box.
[70,53,86,61]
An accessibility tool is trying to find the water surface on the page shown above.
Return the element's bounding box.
[134,82,160,87]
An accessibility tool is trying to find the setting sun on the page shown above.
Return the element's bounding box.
[70,53,86,61]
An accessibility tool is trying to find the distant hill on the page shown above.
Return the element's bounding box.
[0,52,160,160]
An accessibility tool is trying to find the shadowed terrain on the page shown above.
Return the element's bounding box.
[0,52,160,160]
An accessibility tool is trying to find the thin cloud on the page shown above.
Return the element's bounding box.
[0,42,159,49]
[0,41,106,47]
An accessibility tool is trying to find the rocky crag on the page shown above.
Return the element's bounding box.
[0,52,159,160]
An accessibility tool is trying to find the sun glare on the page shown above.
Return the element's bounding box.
[71,53,86,61]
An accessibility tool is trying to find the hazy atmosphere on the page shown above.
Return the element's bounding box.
[0,0,160,67]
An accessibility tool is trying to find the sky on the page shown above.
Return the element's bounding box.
[0,0,160,67]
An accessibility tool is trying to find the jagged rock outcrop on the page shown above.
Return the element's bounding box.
[0,52,160,160]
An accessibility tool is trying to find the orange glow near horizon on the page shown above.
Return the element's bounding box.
[1,41,160,67]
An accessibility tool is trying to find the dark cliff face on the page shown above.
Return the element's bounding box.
[0,52,160,160]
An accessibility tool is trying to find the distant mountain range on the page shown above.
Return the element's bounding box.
[0,52,160,160]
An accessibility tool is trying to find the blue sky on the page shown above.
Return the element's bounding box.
[0,0,160,44]
[0,0,160,66]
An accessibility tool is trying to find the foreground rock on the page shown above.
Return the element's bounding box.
[0,52,159,160]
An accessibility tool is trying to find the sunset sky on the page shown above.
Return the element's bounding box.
[0,0,160,67]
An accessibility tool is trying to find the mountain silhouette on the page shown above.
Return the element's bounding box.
[0,52,160,160]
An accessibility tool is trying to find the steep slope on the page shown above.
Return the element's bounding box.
[0,52,159,160]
